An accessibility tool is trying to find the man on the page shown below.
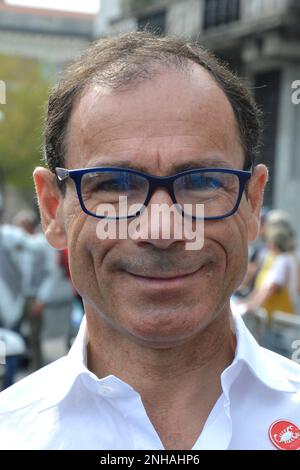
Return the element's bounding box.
[0,32,299,450]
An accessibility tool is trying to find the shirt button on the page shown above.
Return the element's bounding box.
[100,385,112,396]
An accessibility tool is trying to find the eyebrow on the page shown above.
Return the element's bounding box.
[87,158,235,175]
[169,159,234,173]
[88,160,149,172]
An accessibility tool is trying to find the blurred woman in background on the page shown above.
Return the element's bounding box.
[241,223,298,320]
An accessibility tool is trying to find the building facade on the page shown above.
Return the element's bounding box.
[0,0,94,65]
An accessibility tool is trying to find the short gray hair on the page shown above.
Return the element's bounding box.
[45,31,263,176]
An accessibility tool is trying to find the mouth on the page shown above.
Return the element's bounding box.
[126,266,204,288]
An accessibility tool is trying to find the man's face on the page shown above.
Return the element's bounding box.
[37,65,267,346]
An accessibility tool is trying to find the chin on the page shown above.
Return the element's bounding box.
[119,306,215,347]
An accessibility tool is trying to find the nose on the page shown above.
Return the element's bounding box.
[132,188,185,249]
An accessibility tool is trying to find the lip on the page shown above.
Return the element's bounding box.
[126,267,202,287]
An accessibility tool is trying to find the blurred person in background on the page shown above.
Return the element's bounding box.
[234,209,298,300]
[0,190,23,388]
[13,209,57,372]
[0,203,33,387]
[240,223,298,319]
[266,210,300,302]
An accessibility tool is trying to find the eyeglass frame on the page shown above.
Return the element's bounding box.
[55,165,252,221]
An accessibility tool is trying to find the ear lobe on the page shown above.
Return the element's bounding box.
[247,164,269,242]
[33,167,67,249]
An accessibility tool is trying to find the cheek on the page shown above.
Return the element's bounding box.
[225,221,249,286]
[206,218,249,287]
[63,207,114,293]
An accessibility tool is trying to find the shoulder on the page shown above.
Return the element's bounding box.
[271,254,288,268]
[273,253,297,269]
[0,224,25,246]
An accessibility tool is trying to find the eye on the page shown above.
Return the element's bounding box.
[198,176,221,189]
[184,174,222,191]
[96,178,126,192]
[85,173,132,192]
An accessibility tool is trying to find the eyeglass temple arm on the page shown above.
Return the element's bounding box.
[55,167,70,182]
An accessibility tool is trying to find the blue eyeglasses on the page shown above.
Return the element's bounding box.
[55,166,252,220]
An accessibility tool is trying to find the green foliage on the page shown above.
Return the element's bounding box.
[0,54,54,190]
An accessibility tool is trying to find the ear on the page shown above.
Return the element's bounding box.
[246,164,269,242]
[33,167,67,249]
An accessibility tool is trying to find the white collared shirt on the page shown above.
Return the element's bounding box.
[0,314,300,450]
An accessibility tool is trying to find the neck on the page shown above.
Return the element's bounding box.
[86,306,236,449]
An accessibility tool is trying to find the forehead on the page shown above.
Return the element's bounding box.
[65,64,243,171]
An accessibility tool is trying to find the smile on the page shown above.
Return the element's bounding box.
[126,267,203,288]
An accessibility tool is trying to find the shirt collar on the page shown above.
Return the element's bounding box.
[38,316,136,413]
[221,313,297,396]
[38,312,298,412]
